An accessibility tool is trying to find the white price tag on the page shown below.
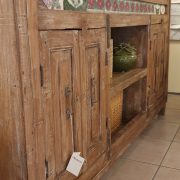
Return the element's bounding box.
[66,152,85,177]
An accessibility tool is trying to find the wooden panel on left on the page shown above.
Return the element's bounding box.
[39,30,82,180]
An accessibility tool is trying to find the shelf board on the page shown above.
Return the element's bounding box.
[110,68,147,96]
[111,111,147,153]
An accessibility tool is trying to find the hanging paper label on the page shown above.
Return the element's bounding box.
[66,152,85,177]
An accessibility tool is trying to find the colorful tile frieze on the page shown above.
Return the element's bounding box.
[88,0,157,14]
[43,0,87,10]
[43,0,166,15]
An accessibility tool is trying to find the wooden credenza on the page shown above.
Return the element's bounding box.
[0,0,170,179]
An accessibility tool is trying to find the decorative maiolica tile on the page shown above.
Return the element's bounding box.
[105,0,112,11]
[64,0,87,11]
[112,0,119,12]
[155,4,161,14]
[130,2,135,12]
[43,0,64,9]
[43,0,87,10]
[42,0,161,14]
[119,0,125,12]
[88,0,105,11]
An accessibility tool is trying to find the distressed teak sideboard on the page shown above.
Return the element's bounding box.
[0,0,170,179]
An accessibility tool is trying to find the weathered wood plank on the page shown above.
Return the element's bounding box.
[0,0,170,179]
[40,30,82,180]
[38,10,106,30]
[110,68,147,96]
[151,15,168,24]
[14,0,37,179]
[26,0,45,179]
[110,14,150,27]
[93,112,149,180]
[111,112,147,159]
[139,0,169,5]
[94,97,167,180]
[0,0,27,179]
[79,28,108,178]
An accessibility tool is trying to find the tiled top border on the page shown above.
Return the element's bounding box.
[43,0,166,15]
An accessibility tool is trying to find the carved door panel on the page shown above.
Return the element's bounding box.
[157,30,165,98]
[154,25,169,101]
[148,26,159,107]
[148,24,169,108]
[80,28,107,171]
[159,25,169,99]
[40,31,81,180]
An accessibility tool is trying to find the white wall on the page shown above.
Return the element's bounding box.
[168,41,180,93]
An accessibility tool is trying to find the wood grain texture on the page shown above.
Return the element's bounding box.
[110,14,150,27]
[40,30,82,180]
[111,112,147,150]
[147,23,169,109]
[0,0,170,179]
[165,1,170,102]
[79,28,108,179]
[38,10,106,30]
[0,0,27,179]
[94,98,166,180]
[122,80,144,123]
[139,0,169,5]
[93,112,149,180]
[26,1,46,179]
[13,0,38,179]
[110,68,147,93]
[151,15,168,25]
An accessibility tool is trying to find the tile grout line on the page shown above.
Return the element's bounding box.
[121,157,159,167]
[161,165,180,171]
[152,125,180,180]
[140,135,176,143]
[121,157,180,171]
[121,128,180,168]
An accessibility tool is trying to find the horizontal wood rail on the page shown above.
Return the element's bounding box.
[38,10,106,30]
[110,14,150,27]
[110,68,147,97]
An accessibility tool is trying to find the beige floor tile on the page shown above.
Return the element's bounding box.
[174,129,180,143]
[166,95,180,110]
[101,159,158,180]
[168,94,180,101]
[162,142,180,169]
[141,120,179,141]
[122,137,170,165]
[160,109,180,124]
[154,167,180,180]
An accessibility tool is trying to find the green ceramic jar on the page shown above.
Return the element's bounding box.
[113,43,137,72]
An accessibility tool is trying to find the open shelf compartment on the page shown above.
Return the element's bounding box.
[109,24,148,141]
[110,25,148,78]
[110,68,147,91]
[110,77,147,141]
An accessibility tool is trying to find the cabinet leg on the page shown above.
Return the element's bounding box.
[159,105,166,116]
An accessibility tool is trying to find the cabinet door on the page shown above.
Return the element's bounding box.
[159,24,169,99]
[148,25,158,106]
[148,24,168,108]
[80,29,107,172]
[156,26,167,98]
[40,31,82,180]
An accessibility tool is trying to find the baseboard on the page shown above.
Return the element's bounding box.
[168,92,180,95]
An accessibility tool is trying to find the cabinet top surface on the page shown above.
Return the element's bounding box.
[38,9,169,30]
